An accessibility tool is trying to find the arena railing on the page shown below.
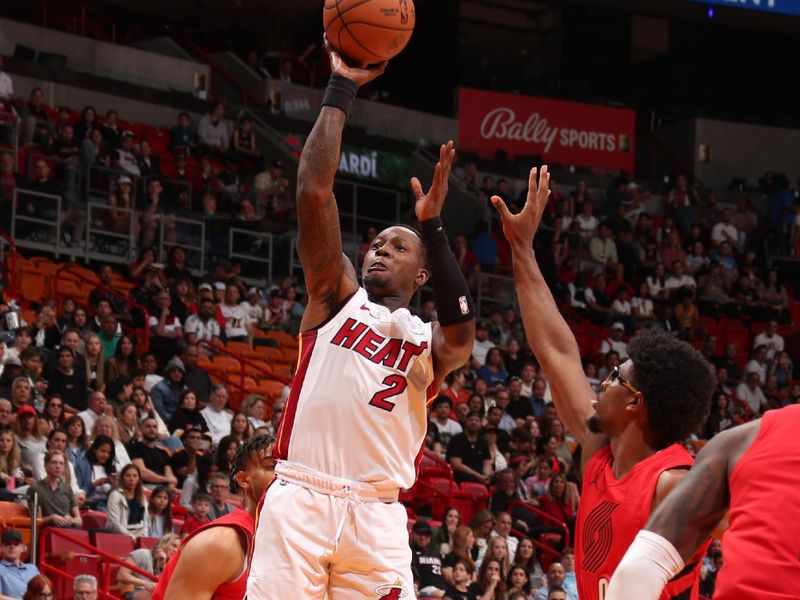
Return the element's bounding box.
[229,227,274,283]
[334,180,404,239]
[475,271,516,317]
[86,201,138,265]
[159,214,206,274]
[11,187,67,256]
[87,165,138,201]
[508,499,571,550]
[25,152,83,196]
[0,229,20,300]
[38,526,156,600]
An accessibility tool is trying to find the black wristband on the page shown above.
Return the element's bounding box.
[322,75,358,116]
[420,217,476,326]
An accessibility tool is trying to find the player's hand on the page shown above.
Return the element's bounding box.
[323,37,387,86]
[491,165,550,249]
[411,141,456,221]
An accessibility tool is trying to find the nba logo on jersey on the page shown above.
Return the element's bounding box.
[459,296,469,315]
[374,581,408,599]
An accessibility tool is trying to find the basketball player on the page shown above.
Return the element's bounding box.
[153,435,275,599]
[605,403,800,600]
[490,167,714,600]
[247,41,475,600]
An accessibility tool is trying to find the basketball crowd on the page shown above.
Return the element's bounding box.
[1,68,799,600]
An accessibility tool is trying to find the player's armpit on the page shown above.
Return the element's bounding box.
[162,527,245,600]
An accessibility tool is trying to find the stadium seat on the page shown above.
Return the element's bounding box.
[225,341,252,356]
[80,510,107,530]
[460,482,490,498]
[18,269,47,303]
[213,356,242,373]
[0,502,29,521]
[93,532,135,558]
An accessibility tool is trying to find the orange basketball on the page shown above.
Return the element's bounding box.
[323,0,416,66]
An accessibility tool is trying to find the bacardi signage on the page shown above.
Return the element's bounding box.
[458,88,636,174]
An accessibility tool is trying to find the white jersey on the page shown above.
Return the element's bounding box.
[275,287,435,489]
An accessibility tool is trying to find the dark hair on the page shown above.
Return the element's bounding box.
[113,334,139,371]
[46,427,68,445]
[229,434,276,493]
[191,491,212,505]
[87,435,116,474]
[22,574,55,600]
[64,415,88,449]
[147,485,173,533]
[432,395,453,409]
[628,328,714,449]
[215,435,239,475]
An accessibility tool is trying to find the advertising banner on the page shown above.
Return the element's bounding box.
[457,87,636,173]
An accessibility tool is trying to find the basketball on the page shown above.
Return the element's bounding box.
[323,0,416,65]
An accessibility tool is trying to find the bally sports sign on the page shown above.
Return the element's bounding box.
[457,88,636,174]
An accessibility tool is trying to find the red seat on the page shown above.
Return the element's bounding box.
[137,537,159,550]
[93,532,135,559]
[460,482,490,498]
[80,510,107,530]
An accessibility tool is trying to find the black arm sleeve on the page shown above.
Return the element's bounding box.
[420,217,476,326]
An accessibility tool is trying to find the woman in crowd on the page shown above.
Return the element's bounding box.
[546,418,573,468]
[22,575,56,600]
[484,426,507,474]
[86,434,117,508]
[503,340,525,380]
[92,415,132,470]
[631,281,656,325]
[506,565,532,600]
[243,394,268,430]
[477,348,508,391]
[84,333,106,393]
[646,262,669,302]
[64,415,92,491]
[0,429,24,491]
[74,105,97,140]
[469,510,496,570]
[118,401,141,445]
[431,507,460,557]
[466,394,485,421]
[167,390,207,434]
[705,392,734,439]
[512,537,545,590]
[46,346,88,412]
[472,558,506,600]
[485,536,511,580]
[105,334,139,389]
[525,459,553,499]
[146,485,174,539]
[12,406,47,473]
[441,526,476,587]
[132,386,169,439]
[537,472,579,543]
[117,533,181,598]
[214,435,239,478]
[759,269,790,322]
[70,307,91,340]
[229,411,252,443]
[107,463,149,537]
[41,395,67,433]
[771,351,794,390]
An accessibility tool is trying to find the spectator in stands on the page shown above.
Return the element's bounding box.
[74,106,96,141]
[532,562,573,600]
[167,389,207,434]
[537,473,578,543]
[77,390,108,433]
[146,485,173,538]
[171,112,198,154]
[201,384,232,446]
[198,102,229,157]
[29,449,82,528]
[113,131,141,177]
[97,314,121,363]
[599,322,629,361]
[0,428,24,492]
[744,344,769,383]
[229,412,252,444]
[81,128,110,175]
[118,533,180,599]
[474,558,506,600]
[409,520,446,598]
[0,151,17,229]
[430,396,462,448]
[447,411,491,484]
[478,348,509,391]
[711,209,739,249]
[231,116,261,167]
[471,322,495,370]
[147,290,183,366]
[128,416,177,490]
[471,221,498,273]
[135,138,159,177]
[84,434,116,508]
[736,370,767,418]
[170,426,209,488]
[184,296,221,345]
[588,222,621,277]
[178,345,210,404]
[0,530,39,598]
[182,491,212,535]
[100,110,121,149]
[19,158,61,227]
[107,175,137,238]
[83,334,105,393]
[105,462,148,537]
[13,403,46,474]
[104,334,139,391]
[71,574,97,600]
[705,392,734,438]
[19,87,52,150]
[753,320,784,361]
[206,471,233,519]
[490,510,518,557]
[220,282,253,344]
[574,200,599,240]
[584,274,614,327]
[150,357,186,423]
[665,260,697,299]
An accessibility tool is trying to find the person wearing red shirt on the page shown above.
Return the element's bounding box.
[180,491,212,535]
[606,404,800,600]
[152,434,276,599]
[492,166,716,600]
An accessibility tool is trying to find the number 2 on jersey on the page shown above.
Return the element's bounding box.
[369,374,408,412]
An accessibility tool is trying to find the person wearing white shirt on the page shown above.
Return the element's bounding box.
[77,391,108,434]
[430,396,463,448]
[200,384,233,445]
[735,371,767,416]
[599,323,629,360]
[664,261,697,295]
[220,283,253,343]
[184,297,221,345]
[471,322,495,368]
[0,57,13,99]
[753,321,784,360]
[632,282,655,323]
[711,210,739,247]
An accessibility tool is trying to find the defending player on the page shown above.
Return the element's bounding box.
[247,41,475,599]
[606,403,800,600]
[491,168,714,600]
[153,435,276,599]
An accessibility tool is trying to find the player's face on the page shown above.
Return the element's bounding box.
[362,227,428,298]
[244,443,277,501]
[588,359,639,436]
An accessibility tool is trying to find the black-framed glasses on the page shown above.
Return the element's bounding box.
[607,365,639,395]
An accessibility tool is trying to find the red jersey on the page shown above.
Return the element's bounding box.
[714,404,800,600]
[151,509,254,600]
[575,444,702,600]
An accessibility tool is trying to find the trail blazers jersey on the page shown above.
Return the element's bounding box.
[274,288,435,489]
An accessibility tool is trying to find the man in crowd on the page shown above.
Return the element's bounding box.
[201,384,232,446]
[209,472,235,519]
[181,344,212,404]
[73,575,97,600]
[447,412,491,484]
[29,450,83,528]
[0,530,39,598]
[410,520,446,598]
[77,390,108,432]
[752,320,783,360]
[128,417,177,490]
[150,358,187,422]
[430,395,462,448]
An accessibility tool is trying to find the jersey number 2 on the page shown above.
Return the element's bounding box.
[369,375,407,412]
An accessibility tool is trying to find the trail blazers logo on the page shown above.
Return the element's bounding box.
[581,500,619,572]
[375,580,408,599]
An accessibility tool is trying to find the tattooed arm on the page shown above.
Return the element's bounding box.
[297,42,387,332]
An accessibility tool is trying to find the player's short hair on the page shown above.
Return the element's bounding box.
[190,491,212,505]
[229,434,276,493]
[628,328,714,449]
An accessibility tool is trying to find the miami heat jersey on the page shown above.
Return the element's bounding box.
[274,287,434,490]
[714,404,800,599]
[575,444,702,600]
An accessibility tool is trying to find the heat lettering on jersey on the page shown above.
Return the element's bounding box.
[330,317,428,373]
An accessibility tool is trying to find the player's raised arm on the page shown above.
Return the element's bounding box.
[604,422,754,600]
[491,167,601,461]
[412,142,476,382]
[297,39,387,331]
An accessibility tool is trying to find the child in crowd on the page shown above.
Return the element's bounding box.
[181,491,212,536]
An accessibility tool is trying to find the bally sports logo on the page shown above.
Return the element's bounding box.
[458,87,636,173]
[479,107,621,153]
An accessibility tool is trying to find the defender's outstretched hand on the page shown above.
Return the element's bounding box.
[323,37,387,86]
[491,165,550,248]
[412,141,456,221]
